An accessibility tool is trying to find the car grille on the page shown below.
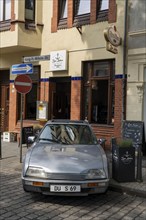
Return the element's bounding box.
[47,173,85,181]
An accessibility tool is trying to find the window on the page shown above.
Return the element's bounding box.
[58,0,68,29]
[0,0,11,21]
[25,0,35,21]
[59,0,67,19]
[97,0,109,22]
[75,0,90,16]
[82,60,115,125]
[73,0,91,27]
[100,0,109,11]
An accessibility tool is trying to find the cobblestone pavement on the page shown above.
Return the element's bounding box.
[0,142,146,220]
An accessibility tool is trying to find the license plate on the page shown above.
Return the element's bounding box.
[50,185,81,192]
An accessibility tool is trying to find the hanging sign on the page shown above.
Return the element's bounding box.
[104,25,121,54]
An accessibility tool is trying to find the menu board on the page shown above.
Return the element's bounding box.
[123,121,144,147]
[22,126,33,144]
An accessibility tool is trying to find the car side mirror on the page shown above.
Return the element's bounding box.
[28,136,36,144]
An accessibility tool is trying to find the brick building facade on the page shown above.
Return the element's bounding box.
[0,0,126,149]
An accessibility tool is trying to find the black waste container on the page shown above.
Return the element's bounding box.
[112,140,135,182]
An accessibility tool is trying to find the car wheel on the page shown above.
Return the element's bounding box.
[23,185,30,192]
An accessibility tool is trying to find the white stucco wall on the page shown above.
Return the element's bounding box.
[127,51,146,121]
[0,0,126,81]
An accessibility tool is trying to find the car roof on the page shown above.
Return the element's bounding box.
[46,119,89,125]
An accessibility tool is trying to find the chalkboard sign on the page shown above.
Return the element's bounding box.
[123,121,144,147]
[22,126,33,145]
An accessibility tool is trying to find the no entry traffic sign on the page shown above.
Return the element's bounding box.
[14,74,32,94]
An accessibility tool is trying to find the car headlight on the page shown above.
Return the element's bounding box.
[26,167,47,179]
[83,169,106,179]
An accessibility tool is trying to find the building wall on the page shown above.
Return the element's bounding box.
[127,0,146,121]
[0,0,126,149]
[127,52,146,121]
[126,0,146,153]
[40,0,126,147]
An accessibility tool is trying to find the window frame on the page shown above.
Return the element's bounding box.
[82,60,115,125]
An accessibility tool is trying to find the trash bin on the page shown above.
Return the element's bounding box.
[112,138,135,182]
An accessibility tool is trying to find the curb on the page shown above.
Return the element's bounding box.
[109,182,146,198]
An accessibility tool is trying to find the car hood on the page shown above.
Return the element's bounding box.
[28,143,104,173]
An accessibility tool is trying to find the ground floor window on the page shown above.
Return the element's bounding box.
[17,66,40,120]
[82,60,115,125]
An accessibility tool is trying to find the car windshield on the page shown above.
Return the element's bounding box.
[39,124,98,145]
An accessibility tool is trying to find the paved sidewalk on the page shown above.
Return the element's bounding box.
[0,141,146,198]
[106,151,146,198]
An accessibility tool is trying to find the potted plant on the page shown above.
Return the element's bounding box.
[33,124,43,137]
[111,138,135,182]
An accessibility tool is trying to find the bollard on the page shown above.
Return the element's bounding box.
[0,132,1,159]
[136,144,143,182]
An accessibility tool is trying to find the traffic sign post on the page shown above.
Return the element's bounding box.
[14,75,32,163]
[19,94,24,163]
[11,63,33,74]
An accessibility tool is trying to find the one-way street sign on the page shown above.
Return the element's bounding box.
[14,74,32,94]
[11,63,33,74]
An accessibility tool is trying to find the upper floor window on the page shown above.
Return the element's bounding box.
[100,0,109,11]
[52,0,112,32]
[75,0,90,15]
[25,0,35,21]
[0,0,11,21]
[59,0,67,19]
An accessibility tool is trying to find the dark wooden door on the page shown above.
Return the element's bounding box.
[51,81,71,119]
[0,85,9,132]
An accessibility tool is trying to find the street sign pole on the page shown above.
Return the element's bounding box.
[14,74,32,163]
[20,94,24,163]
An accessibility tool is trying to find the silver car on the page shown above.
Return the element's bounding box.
[22,120,109,196]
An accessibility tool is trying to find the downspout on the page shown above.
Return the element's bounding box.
[122,0,129,122]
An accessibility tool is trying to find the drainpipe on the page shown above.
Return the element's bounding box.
[0,131,1,159]
[122,0,129,122]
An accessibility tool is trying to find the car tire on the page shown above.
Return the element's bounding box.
[23,185,30,192]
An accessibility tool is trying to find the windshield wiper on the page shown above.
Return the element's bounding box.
[39,138,61,143]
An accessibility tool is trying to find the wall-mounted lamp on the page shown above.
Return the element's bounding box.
[136,83,144,103]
